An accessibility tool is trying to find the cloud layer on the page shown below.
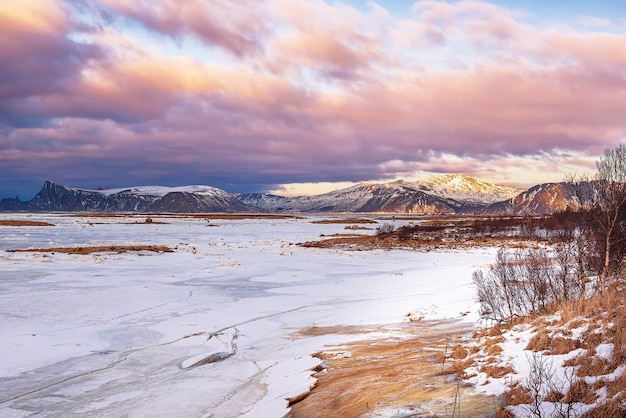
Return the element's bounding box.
[1,0,624,197]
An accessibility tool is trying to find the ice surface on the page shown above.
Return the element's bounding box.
[0,214,496,417]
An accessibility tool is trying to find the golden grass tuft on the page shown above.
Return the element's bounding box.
[581,328,605,350]
[573,354,612,377]
[563,378,598,404]
[579,400,626,417]
[485,344,504,356]
[549,337,581,355]
[450,344,469,360]
[495,406,516,418]
[503,383,533,406]
[481,364,515,379]
[525,326,552,352]
[544,389,564,403]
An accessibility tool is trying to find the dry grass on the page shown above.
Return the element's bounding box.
[574,355,614,378]
[580,401,626,418]
[300,215,551,250]
[550,337,582,355]
[525,326,552,352]
[485,344,504,356]
[471,283,626,415]
[290,321,498,417]
[495,406,516,418]
[0,220,55,226]
[7,245,173,255]
[563,379,597,404]
[299,234,539,251]
[311,218,377,224]
[481,364,515,379]
[503,383,533,405]
[450,344,469,359]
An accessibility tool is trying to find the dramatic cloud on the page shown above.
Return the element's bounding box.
[0,0,101,127]
[95,0,271,57]
[1,0,625,198]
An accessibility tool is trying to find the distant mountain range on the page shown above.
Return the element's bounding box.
[0,174,585,215]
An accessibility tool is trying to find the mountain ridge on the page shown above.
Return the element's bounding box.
[0,175,583,215]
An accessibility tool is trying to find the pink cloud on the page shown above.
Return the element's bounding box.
[0,0,98,105]
[95,0,270,57]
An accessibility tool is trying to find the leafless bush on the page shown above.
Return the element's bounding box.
[474,232,592,323]
[474,248,561,323]
[522,352,579,418]
[375,222,395,236]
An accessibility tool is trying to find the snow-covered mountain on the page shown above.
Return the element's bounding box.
[4,175,575,214]
[1,181,255,213]
[410,174,523,204]
[94,185,227,197]
[485,181,593,215]
[236,174,523,213]
[238,183,466,213]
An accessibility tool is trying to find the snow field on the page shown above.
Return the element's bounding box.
[0,214,497,417]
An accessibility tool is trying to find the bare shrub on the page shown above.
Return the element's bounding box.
[474,248,560,323]
[523,352,560,418]
[375,223,395,236]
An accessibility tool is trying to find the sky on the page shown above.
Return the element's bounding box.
[1,0,626,199]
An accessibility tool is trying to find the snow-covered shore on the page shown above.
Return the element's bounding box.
[0,213,497,417]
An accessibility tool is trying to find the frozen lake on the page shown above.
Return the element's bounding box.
[0,213,496,417]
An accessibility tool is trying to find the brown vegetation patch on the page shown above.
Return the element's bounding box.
[581,327,605,350]
[290,321,497,417]
[0,220,55,226]
[526,327,552,352]
[299,234,538,251]
[495,406,516,418]
[565,379,599,404]
[311,218,377,224]
[550,337,582,355]
[7,245,173,255]
[503,382,533,405]
[300,215,576,251]
[481,364,515,379]
[580,399,626,418]
[473,325,506,339]
[450,344,469,359]
[574,355,613,378]
[607,370,626,398]
[344,225,374,230]
[485,344,504,356]
[291,325,377,339]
